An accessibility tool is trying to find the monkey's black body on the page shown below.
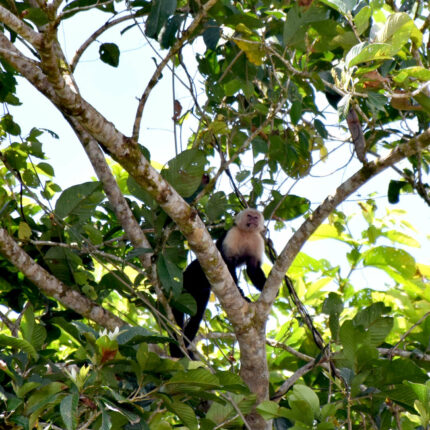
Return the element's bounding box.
[170,227,266,358]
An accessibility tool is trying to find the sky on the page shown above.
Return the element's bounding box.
[7,6,430,294]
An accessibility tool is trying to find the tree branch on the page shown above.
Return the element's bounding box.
[132,0,218,141]
[0,228,125,330]
[259,127,430,315]
[65,116,176,324]
[0,5,43,47]
[70,13,137,72]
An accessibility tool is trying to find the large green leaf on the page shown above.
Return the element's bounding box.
[319,0,356,14]
[55,181,103,220]
[167,401,198,430]
[162,149,207,198]
[0,334,38,360]
[60,394,78,430]
[44,247,82,285]
[157,253,182,295]
[374,12,422,50]
[169,368,220,388]
[288,385,320,417]
[363,246,416,277]
[145,0,177,38]
[264,191,309,221]
[345,42,394,68]
[127,175,157,208]
[21,307,47,350]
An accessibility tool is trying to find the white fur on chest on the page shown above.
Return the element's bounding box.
[223,227,264,261]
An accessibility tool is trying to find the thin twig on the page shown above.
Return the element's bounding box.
[70,13,137,72]
[132,0,218,141]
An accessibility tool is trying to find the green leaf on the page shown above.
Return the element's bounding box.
[37,162,55,177]
[99,270,132,297]
[217,371,250,394]
[18,221,32,240]
[388,179,407,203]
[233,37,265,66]
[345,42,394,68]
[16,382,41,399]
[367,317,393,347]
[99,43,120,67]
[319,0,356,15]
[127,175,157,208]
[162,149,207,198]
[169,368,219,388]
[203,21,221,50]
[290,100,302,125]
[414,93,430,115]
[157,254,182,295]
[224,78,242,96]
[1,113,21,135]
[256,400,280,419]
[206,191,228,221]
[353,302,389,328]
[0,334,38,360]
[406,381,430,405]
[354,6,371,35]
[322,293,343,340]
[264,191,310,221]
[145,0,177,38]
[160,15,184,49]
[44,247,82,285]
[99,402,112,430]
[394,67,430,83]
[171,293,197,316]
[339,319,362,364]
[337,94,351,120]
[55,181,103,220]
[21,307,47,350]
[314,119,328,138]
[288,385,320,418]
[374,12,422,50]
[22,169,39,187]
[60,394,78,430]
[383,230,420,247]
[168,401,198,430]
[363,246,416,277]
[24,7,49,26]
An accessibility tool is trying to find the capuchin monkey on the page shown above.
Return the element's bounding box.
[170,209,266,358]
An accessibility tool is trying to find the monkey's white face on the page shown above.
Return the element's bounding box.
[236,209,263,232]
[245,213,260,229]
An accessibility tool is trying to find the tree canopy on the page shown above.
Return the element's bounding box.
[0,0,429,429]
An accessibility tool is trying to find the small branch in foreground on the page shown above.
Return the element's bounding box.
[0,228,125,330]
[271,358,324,401]
[388,311,430,357]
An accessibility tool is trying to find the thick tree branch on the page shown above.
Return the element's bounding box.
[66,117,176,324]
[0,22,250,333]
[259,128,430,316]
[0,228,125,330]
[0,5,43,47]
[0,34,57,97]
